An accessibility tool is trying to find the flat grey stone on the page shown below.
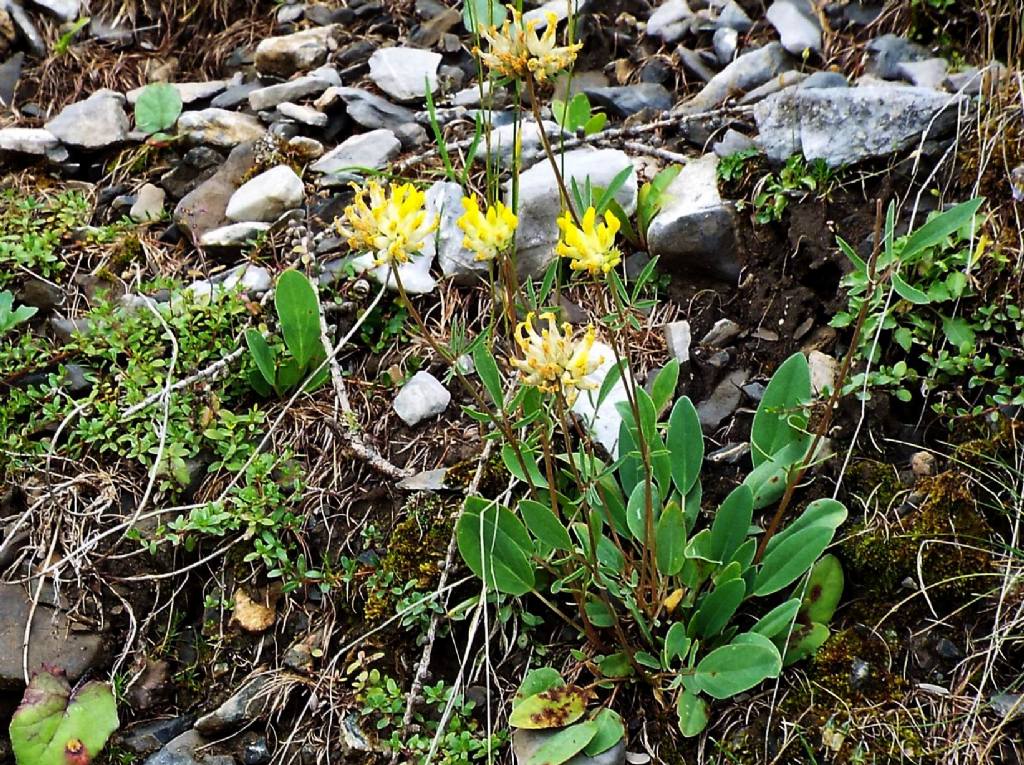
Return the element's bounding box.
[45,91,129,149]
[700,317,741,347]
[896,58,948,90]
[766,0,821,55]
[317,86,417,131]
[676,42,793,115]
[393,371,451,426]
[199,222,271,248]
[664,320,692,363]
[26,0,79,20]
[368,46,441,102]
[0,127,61,156]
[255,25,340,78]
[583,83,673,116]
[225,165,305,222]
[865,34,930,80]
[195,675,275,735]
[277,101,327,127]
[646,0,694,43]
[126,80,227,105]
[309,128,400,179]
[130,183,166,222]
[698,368,748,429]
[178,108,266,147]
[248,68,339,110]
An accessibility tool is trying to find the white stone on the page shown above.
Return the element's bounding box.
[26,0,79,21]
[486,119,565,169]
[199,222,272,248]
[0,127,61,156]
[523,0,586,27]
[393,371,451,426]
[130,183,166,222]
[255,26,339,78]
[277,101,328,127]
[126,80,228,105]
[422,181,486,284]
[766,0,822,55]
[247,68,340,111]
[225,165,305,223]
[177,109,265,147]
[310,129,400,179]
[571,341,631,459]
[223,264,272,293]
[45,92,129,149]
[646,0,694,43]
[509,148,638,279]
[664,320,692,363]
[807,350,837,395]
[368,47,442,102]
[700,317,742,347]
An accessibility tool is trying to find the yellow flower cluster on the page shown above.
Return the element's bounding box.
[477,7,582,83]
[335,181,437,266]
[457,196,518,262]
[556,207,622,276]
[511,312,602,404]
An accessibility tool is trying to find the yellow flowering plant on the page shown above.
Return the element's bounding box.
[476,6,582,83]
[556,206,622,276]
[457,196,518,263]
[334,180,437,267]
[509,311,602,405]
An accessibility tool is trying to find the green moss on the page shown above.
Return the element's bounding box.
[841,471,992,597]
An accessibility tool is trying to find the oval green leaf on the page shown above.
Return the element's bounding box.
[691,641,781,699]
[519,500,572,551]
[509,686,590,730]
[525,721,599,765]
[456,496,535,595]
[275,270,321,371]
[667,396,703,495]
[754,525,833,596]
[676,690,708,737]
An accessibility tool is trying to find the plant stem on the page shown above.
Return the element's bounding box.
[525,73,582,229]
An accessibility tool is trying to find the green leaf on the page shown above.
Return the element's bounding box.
[456,496,535,595]
[502,444,549,488]
[751,598,801,638]
[626,481,661,542]
[651,359,680,414]
[597,652,633,678]
[525,721,598,765]
[891,273,931,305]
[583,113,607,135]
[10,670,119,765]
[743,438,807,510]
[691,639,781,699]
[751,353,811,467]
[473,343,504,408]
[900,198,984,261]
[800,554,843,623]
[942,316,976,351]
[275,270,322,371]
[462,0,507,34]
[584,709,624,756]
[519,500,572,551]
[754,525,834,596]
[594,165,635,216]
[509,686,590,729]
[245,330,277,389]
[676,691,708,737]
[568,93,591,129]
[764,498,847,557]
[515,668,565,706]
[584,598,615,628]
[836,236,867,272]
[656,500,687,576]
[781,622,830,666]
[689,577,746,639]
[667,397,703,496]
[134,82,183,135]
[663,622,691,665]
[708,484,753,564]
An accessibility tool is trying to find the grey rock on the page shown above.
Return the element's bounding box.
[160,146,224,199]
[319,86,417,131]
[130,183,166,222]
[6,1,45,57]
[896,58,948,90]
[368,46,442,102]
[510,148,638,279]
[142,730,206,765]
[710,0,753,31]
[990,693,1023,721]
[676,43,793,115]
[121,717,195,756]
[195,675,275,735]
[26,0,78,19]
[800,70,848,89]
[807,350,837,394]
[739,70,808,104]
[178,108,265,147]
[712,128,755,157]
[211,80,263,109]
[423,180,484,284]
[646,0,694,43]
[571,341,631,458]
[513,729,626,765]
[89,14,133,44]
[697,368,747,429]
[126,80,227,105]
[522,0,586,27]
[248,68,339,111]
[664,320,692,363]
[485,118,565,169]
[754,85,970,167]
[713,26,737,64]
[49,317,91,343]
[0,126,61,156]
[199,222,271,248]
[766,0,821,55]
[0,582,103,686]
[700,317,741,347]
[45,91,129,149]
[676,46,717,83]
[583,83,673,116]
[255,25,339,78]
[277,101,327,127]
[222,264,272,293]
[286,135,324,159]
[310,128,400,180]
[865,34,929,80]
[393,371,451,426]
[742,381,765,401]
[18,277,63,310]
[647,154,739,281]
[394,121,428,148]
[850,658,872,691]
[174,142,256,239]
[225,165,305,222]
[241,737,270,765]
[0,51,24,108]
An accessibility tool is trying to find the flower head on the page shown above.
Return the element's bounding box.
[477,7,581,83]
[335,181,437,266]
[457,196,518,262]
[511,312,602,404]
[556,207,622,276]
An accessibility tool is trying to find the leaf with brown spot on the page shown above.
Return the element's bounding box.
[508,686,591,730]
